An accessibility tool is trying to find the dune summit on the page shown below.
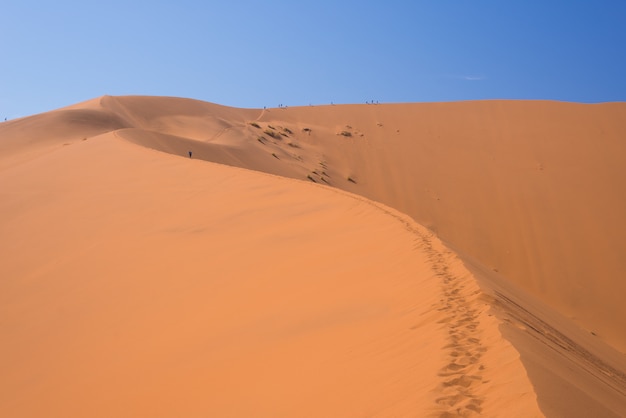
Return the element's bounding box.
[1,95,625,417]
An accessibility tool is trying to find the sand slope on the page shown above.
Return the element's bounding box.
[0,132,540,417]
[12,95,622,351]
[2,95,626,416]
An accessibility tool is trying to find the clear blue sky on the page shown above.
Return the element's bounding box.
[2,1,625,118]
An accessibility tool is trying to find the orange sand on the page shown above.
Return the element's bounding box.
[2,95,625,416]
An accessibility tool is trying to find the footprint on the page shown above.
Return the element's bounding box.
[443,376,476,388]
[436,394,464,407]
[466,399,483,413]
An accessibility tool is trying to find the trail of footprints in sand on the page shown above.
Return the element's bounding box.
[363,204,488,416]
[416,234,487,417]
[304,188,489,416]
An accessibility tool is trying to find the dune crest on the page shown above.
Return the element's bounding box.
[2,95,626,416]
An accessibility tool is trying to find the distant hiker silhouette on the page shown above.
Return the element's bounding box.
[188,151,192,158]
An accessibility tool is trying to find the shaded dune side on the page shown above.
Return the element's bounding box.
[0,107,129,169]
[99,95,260,140]
[0,134,541,417]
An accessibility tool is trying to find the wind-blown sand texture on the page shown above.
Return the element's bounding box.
[1,95,625,417]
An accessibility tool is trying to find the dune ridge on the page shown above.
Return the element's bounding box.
[2,95,625,416]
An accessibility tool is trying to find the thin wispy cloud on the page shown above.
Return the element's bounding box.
[438,74,487,81]
[462,75,486,81]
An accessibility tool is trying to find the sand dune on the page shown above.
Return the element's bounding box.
[1,95,625,416]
